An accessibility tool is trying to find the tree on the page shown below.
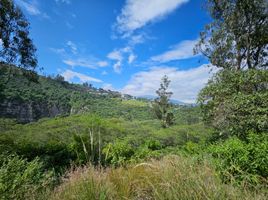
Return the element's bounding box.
[196,0,268,140]
[194,0,268,70]
[0,0,38,78]
[153,75,174,128]
[54,74,65,82]
[198,69,268,140]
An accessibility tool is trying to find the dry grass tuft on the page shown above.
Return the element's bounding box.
[50,155,267,200]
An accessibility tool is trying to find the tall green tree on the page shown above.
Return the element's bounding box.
[0,0,38,97]
[0,0,37,70]
[195,0,268,70]
[153,75,174,128]
[196,0,268,140]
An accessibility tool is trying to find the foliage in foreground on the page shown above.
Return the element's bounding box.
[208,133,268,185]
[51,155,267,200]
[0,154,54,200]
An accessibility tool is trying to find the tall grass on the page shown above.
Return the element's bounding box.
[50,155,267,200]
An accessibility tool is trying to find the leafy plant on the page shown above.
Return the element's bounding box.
[208,133,268,185]
[0,153,54,200]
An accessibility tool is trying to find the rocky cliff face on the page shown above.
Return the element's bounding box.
[0,100,70,123]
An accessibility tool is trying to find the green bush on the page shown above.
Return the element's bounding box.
[199,69,268,140]
[145,139,162,150]
[102,140,135,166]
[208,133,268,185]
[0,154,54,200]
[182,141,203,155]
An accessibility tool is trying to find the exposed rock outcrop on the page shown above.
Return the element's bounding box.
[0,100,70,123]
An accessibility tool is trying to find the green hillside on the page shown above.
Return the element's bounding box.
[0,64,201,124]
[1,65,267,200]
[0,64,156,122]
[1,0,267,199]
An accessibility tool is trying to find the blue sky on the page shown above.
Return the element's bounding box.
[13,0,213,103]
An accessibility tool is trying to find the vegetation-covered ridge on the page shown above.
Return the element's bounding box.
[0,0,267,199]
[0,64,165,123]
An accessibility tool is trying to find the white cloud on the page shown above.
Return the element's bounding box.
[101,71,108,75]
[50,48,66,55]
[107,49,124,73]
[121,64,216,103]
[151,39,199,63]
[107,49,123,61]
[107,47,136,73]
[51,42,108,70]
[65,21,74,29]
[129,34,146,45]
[115,0,189,35]
[63,59,96,69]
[66,41,77,54]
[15,0,50,18]
[55,0,71,4]
[113,61,122,73]
[97,61,109,67]
[16,0,40,15]
[63,58,108,69]
[128,53,136,64]
[62,69,102,83]
[102,83,114,90]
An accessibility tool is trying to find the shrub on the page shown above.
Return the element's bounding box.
[208,133,268,185]
[182,141,203,155]
[199,69,268,140]
[102,140,135,166]
[0,153,54,200]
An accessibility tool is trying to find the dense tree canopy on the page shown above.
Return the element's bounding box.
[196,0,268,140]
[199,69,268,140]
[195,0,268,70]
[0,0,37,70]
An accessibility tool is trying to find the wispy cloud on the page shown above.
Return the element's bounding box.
[55,0,71,5]
[66,41,77,54]
[101,71,108,75]
[107,47,136,73]
[63,59,96,69]
[97,61,109,67]
[128,34,146,45]
[121,64,216,103]
[107,48,125,73]
[62,69,102,83]
[65,21,74,29]
[151,39,199,63]
[50,48,66,55]
[115,0,189,36]
[107,49,124,61]
[15,0,50,19]
[63,58,108,69]
[51,41,109,70]
[102,83,115,90]
[128,53,136,64]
